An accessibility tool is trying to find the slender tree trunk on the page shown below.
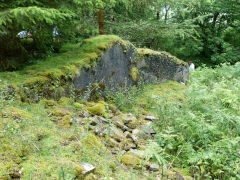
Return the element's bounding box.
[97,8,104,35]
[157,11,160,20]
[164,6,170,24]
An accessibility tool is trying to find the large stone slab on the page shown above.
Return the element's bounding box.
[73,43,188,90]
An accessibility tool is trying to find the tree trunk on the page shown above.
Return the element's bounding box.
[157,11,160,20]
[97,8,104,35]
[164,6,169,24]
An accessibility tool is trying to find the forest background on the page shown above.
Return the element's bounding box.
[0,0,240,71]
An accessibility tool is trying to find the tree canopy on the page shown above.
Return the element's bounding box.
[0,0,240,70]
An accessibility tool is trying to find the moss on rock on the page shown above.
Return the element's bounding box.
[121,153,141,167]
[57,114,72,127]
[1,107,32,119]
[41,99,57,107]
[74,102,85,110]
[129,67,139,82]
[137,48,187,65]
[87,102,108,117]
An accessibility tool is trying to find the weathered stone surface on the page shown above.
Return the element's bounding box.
[74,44,136,90]
[73,42,189,91]
[119,113,137,124]
[111,116,129,131]
[124,131,132,139]
[176,172,186,180]
[141,122,156,136]
[110,126,126,142]
[75,163,95,175]
[131,129,141,142]
[123,140,137,151]
[145,115,157,121]
[149,163,160,171]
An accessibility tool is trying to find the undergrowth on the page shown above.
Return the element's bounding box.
[108,63,240,179]
[0,62,239,179]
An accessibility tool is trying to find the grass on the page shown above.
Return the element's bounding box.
[0,99,120,179]
[1,34,239,179]
[2,63,239,179]
[0,35,125,87]
[0,95,164,179]
[107,63,240,179]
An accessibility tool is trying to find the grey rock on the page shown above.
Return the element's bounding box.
[112,116,129,131]
[82,111,90,118]
[145,116,157,121]
[90,116,109,126]
[131,129,140,142]
[110,126,126,142]
[121,115,135,124]
[131,125,154,142]
[176,172,186,180]
[73,42,188,92]
[90,117,100,126]
[141,122,156,135]
[124,141,137,151]
[136,60,147,69]
[98,116,109,124]
[76,117,84,124]
[74,44,136,90]
[79,163,95,175]
[149,163,160,171]
[124,131,132,138]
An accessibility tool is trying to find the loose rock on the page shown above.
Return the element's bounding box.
[112,116,129,131]
[176,172,186,180]
[110,126,126,142]
[121,153,141,167]
[75,163,95,175]
[149,163,160,171]
[145,115,157,121]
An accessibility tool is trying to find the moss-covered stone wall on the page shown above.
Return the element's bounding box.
[73,38,189,91]
[0,35,189,101]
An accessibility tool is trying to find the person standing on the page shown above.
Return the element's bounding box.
[188,61,195,70]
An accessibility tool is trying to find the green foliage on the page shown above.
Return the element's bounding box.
[108,63,240,179]
[153,63,240,179]
[107,0,240,66]
[1,0,240,70]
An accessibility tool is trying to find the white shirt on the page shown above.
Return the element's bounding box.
[189,63,195,70]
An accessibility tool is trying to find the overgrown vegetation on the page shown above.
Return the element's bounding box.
[0,0,239,179]
[1,0,240,70]
[108,63,240,179]
[0,54,239,179]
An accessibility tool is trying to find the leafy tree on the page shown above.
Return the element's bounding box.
[0,0,73,70]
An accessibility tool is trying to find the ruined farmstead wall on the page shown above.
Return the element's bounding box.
[73,44,189,90]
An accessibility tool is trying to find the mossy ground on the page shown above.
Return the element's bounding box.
[134,81,186,113]
[0,79,186,179]
[0,35,128,88]
[0,35,189,179]
[0,100,132,179]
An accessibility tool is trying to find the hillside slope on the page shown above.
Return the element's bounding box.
[0,35,188,103]
[0,35,239,179]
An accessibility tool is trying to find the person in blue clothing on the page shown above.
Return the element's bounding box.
[53,26,59,36]
[18,31,28,38]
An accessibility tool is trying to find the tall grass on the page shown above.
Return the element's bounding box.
[153,63,240,179]
[109,63,240,179]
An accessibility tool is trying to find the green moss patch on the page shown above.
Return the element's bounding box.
[1,106,32,119]
[87,102,107,117]
[129,67,139,81]
[121,153,141,167]
[0,35,132,99]
[136,48,187,65]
